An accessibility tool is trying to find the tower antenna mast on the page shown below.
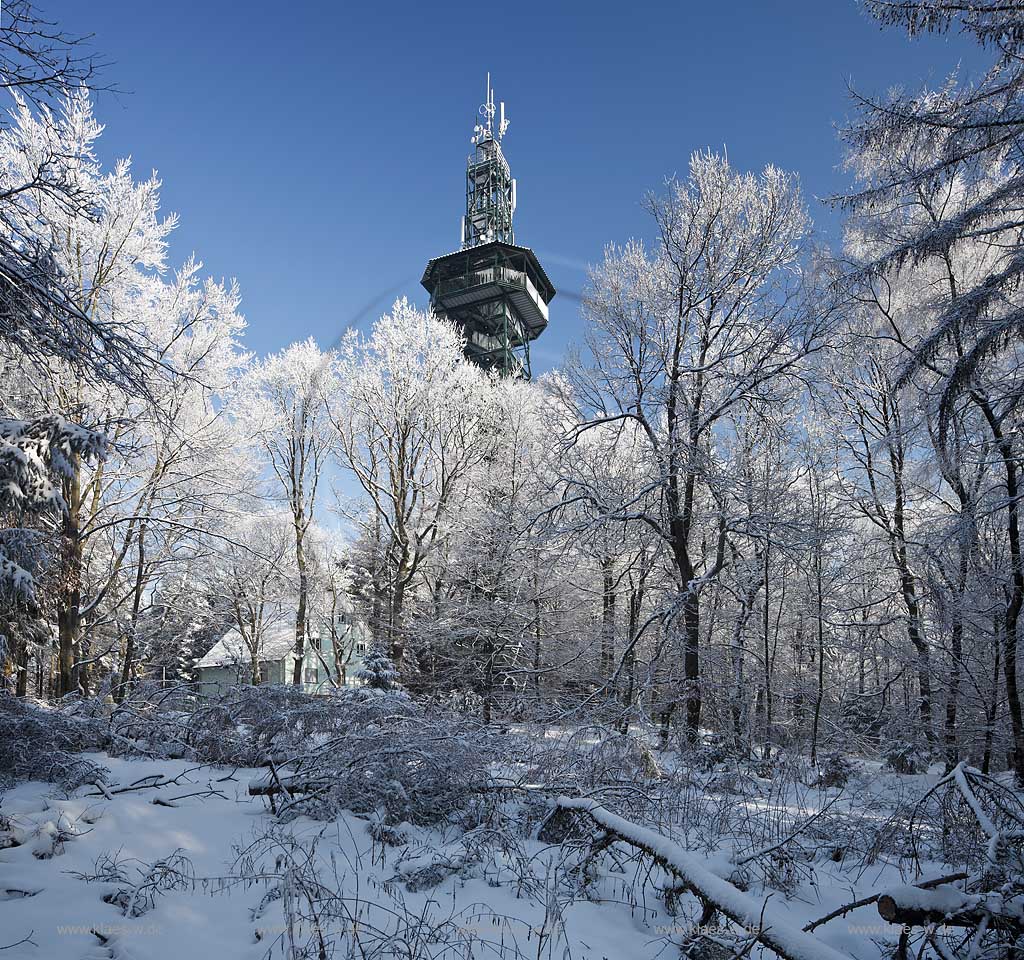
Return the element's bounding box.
[421,75,554,379]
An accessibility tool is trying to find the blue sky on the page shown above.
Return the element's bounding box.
[45,0,986,373]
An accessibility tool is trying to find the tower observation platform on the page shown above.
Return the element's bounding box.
[421,76,554,379]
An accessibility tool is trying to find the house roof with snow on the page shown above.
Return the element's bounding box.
[196,621,297,670]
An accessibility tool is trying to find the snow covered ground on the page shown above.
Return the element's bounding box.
[0,753,672,959]
[0,738,1000,960]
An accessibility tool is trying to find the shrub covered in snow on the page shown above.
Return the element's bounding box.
[884,740,926,775]
[0,692,109,789]
[815,751,854,788]
[55,681,514,826]
[247,689,511,825]
[525,725,663,796]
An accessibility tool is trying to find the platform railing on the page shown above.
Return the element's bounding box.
[435,266,548,322]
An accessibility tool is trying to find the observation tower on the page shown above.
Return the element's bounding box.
[421,76,555,379]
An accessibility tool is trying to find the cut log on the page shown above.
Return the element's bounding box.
[803,873,967,933]
[877,886,1024,932]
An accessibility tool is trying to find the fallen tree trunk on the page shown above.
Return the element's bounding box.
[877,886,1024,933]
[247,776,324,797]
[552,796,853,960]
[249,773,542,799]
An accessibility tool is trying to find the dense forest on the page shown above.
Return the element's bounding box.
[3,3,1024,959]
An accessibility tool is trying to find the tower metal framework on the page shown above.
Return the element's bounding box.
[421,76,554,379]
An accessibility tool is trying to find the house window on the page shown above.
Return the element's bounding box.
[304,667,318,684]
[355,641,367,655]
[259,664,270,684]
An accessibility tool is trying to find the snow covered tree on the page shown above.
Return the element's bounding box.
[330,299,489,664]
[830,355,937,747]
[0,91,174,696]
[0,3,153,399]
[550,399,664,722]
[0,18,170,694]
[104,263,246,700]
[570,153,833,742]
[0,416,104,692]
[355,643,401,692]
[234,338,335,686]
[0,76,250,699]
[840,1,1024,779]
[406,376,559,720]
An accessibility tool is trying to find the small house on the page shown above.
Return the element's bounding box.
[196,611,371,695]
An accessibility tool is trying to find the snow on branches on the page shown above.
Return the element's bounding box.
[0,415,103,599]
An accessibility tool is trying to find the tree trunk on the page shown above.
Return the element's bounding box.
[763,543,773,758]
[57,600,79,697]
[600,556,616,682]
[15,641,28,697]
[730,623,746,750]
[390,570,407,664]
[890,462,933,743]
[981,617,1002,775]
[482,623,496,724]
[116,522,147,703]
[980,410,1024,782]
[56,470,83,697]
[729,567,759,752]
[553,797,854,960]
[792,622,805,735]
[810,552,825,765]
[943,532,968,772]
[682,590,701,740]
[619,579,643,733]
[900,572,934,745]
[532,563,542,696]
[291,517,308,686]
[878,887,1023,933]
[1001,454,1024,784]
[658,700,676,749]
